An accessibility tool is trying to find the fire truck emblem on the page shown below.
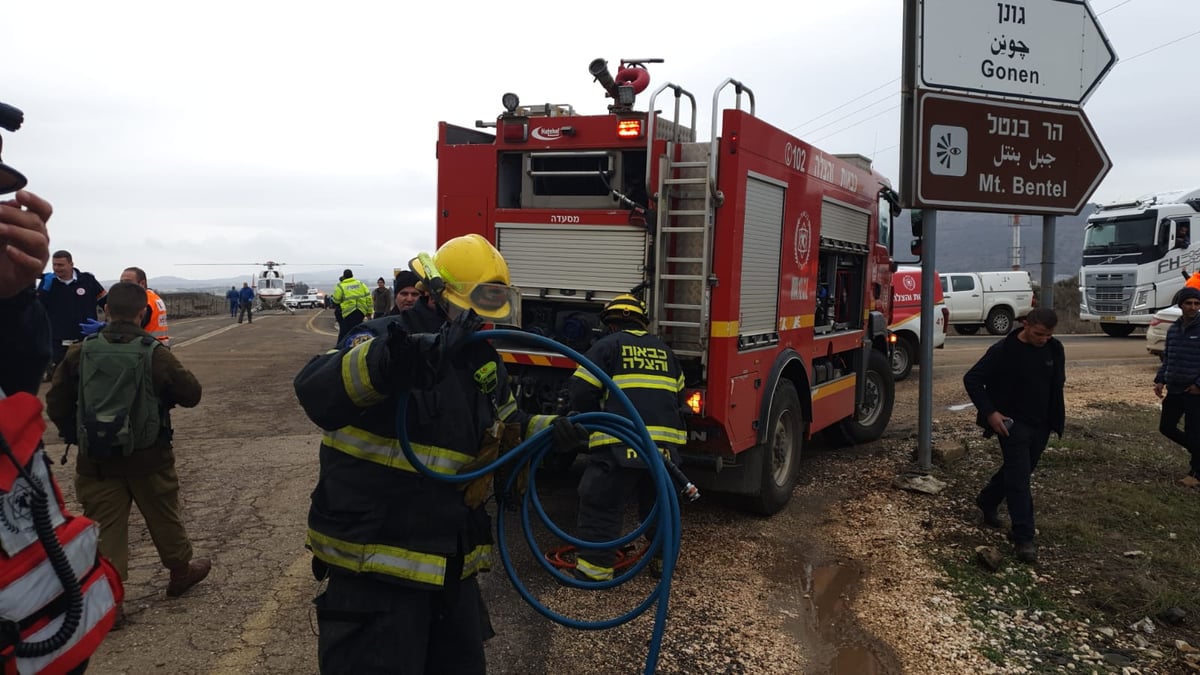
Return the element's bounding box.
[531,127,563,142]
[794,213,812,267]
[902,275,917,292]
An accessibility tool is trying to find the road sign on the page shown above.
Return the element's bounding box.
[920,0,1116,105]
[913,91,1110,215]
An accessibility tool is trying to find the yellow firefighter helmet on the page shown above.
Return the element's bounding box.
[409,234,520,324]
[601,293,648,325]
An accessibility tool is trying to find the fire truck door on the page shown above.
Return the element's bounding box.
[440,195,489,236]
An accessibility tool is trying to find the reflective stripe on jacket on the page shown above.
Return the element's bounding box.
[295,304,553,589]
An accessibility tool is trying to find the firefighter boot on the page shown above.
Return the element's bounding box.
[166,559,212,597]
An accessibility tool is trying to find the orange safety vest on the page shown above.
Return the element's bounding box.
[0,392,123,675]
[145,289,170,347]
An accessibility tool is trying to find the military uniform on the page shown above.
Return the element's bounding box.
[45,320,203,579]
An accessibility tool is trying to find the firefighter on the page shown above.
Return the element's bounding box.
[561,293,686,581]
[295,234,557,675]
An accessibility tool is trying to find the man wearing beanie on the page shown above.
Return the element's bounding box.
[1153,286,1200,488]
[392,270,424,313]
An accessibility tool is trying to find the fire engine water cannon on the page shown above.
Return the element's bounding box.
[588,58,661,111]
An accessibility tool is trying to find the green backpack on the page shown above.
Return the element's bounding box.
[76,334,162,460]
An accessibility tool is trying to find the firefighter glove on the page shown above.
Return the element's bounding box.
[551,416,589,455]
[386,322,439,389]
[440,308,483,360]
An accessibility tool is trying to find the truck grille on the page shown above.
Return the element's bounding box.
[1084,271,1134,314]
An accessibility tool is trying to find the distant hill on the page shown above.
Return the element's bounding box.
[895,206,1094,280]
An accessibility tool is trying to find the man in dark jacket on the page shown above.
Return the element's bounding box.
[225,285,239,318]
[563,294,685,581]
[36,249,106,380]
[237,282,255,323]
[964,307,1065,564]
[1153,286,1200,488]
[295,234,554,674]
[46,281,211,598]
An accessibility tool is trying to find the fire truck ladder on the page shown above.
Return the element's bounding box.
[643,84,709,361]
[644,79,755,366]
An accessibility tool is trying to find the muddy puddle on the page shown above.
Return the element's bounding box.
[769,554,896,674]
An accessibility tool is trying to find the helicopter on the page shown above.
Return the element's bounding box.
[181,261,362,313]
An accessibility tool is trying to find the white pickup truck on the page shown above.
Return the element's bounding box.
[938,271,1035,336]
[284,293,323,309]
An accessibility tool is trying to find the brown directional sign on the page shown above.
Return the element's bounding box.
[913,91,1111,215]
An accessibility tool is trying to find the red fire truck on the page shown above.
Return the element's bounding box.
[435,58,898,514]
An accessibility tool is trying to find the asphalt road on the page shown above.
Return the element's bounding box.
[40,313,1154,674]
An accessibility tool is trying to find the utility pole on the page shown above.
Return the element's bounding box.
[1010,214,1023,270]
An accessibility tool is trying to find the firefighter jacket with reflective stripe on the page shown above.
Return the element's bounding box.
[144,289,170,346]
[568,329,686,459]
[0,392,123,675]
[331,277,372,317]
[295,303,554,590]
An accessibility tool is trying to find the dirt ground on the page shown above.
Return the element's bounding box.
[35,313,1173,674]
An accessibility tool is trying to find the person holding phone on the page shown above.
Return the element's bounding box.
[963,308,1066,564]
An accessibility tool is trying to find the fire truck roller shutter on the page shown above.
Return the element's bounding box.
[820,199,870,249]
[739,177,785,338]
[496,223,648,299]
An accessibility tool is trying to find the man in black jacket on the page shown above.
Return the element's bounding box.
[36,249,106,380]
[964,308,1065,564]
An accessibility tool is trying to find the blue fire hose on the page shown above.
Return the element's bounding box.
[393,329,681,674]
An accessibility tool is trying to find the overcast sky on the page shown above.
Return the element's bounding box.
[4,0,1196,284]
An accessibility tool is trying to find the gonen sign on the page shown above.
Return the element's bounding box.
[915,91,1111,215]
[920,0,1116,105]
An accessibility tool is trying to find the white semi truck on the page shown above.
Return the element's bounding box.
[1079,188,1200,337]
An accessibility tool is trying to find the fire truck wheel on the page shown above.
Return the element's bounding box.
[747,379,804,516]
[985,307,1014,335]
[891,335,916,382]
[829,349,894,446]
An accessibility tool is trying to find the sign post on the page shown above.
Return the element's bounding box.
[898,0,1116,471]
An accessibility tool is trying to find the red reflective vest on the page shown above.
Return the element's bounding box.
[0,392,123,675]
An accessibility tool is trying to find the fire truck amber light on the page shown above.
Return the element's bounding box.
[888,333,897,344]
[616,119,642,138]
[686,391,703,416]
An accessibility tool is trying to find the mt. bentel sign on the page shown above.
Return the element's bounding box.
[920,0,1116,105]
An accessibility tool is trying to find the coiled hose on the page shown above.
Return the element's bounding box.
[394,329,680,675]
[0,438,83,657]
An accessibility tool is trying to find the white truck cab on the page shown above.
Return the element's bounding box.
[1079,187,1200,337]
